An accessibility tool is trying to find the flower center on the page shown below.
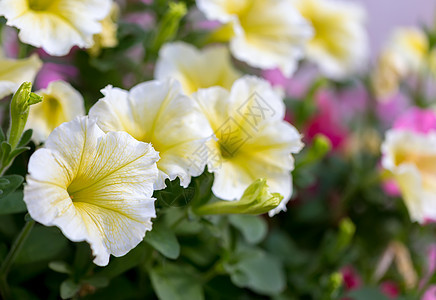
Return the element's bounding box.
[28,0,54,11]
[43,95,65,129]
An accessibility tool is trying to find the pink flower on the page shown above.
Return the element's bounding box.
[341,266,362,291]
[422,285,436,300]
[35,63,78,89]
[124,12,155,29]
[382,179,401,197]
[305,90,349,150]
[393,107,436,134]
[380,281,400,299]
[376,92,411,129]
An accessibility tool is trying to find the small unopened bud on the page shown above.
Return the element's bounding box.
[194,179,282,215]
[8,82,42,149]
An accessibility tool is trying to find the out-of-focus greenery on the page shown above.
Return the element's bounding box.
[0,1,435,299]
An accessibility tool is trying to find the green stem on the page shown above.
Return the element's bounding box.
[0,220,35,300]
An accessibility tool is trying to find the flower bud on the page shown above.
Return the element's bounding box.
[194,179,282,215]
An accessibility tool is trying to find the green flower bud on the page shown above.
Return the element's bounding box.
[194,179,282,215]
[8,82,42,149]
[151,2,187,54]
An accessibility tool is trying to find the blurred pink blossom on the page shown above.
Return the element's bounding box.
[305,90,350,150]
[376,92,411,130]
[35,63,79,89]
[124,12,155,29]
[393,107,436,134]
[420,244,436,289]
[341,266,362,291]
[422,285,436,300]
[1,26,19,58]
[380,281,400,299]
[382,179,401,197]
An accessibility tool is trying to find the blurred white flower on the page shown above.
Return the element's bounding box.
[24,117,159,266]
[382,117,436,224]
[26,80,85,144]
[155,42,241,95]
[0,0,112,56]
[89,79,213,189]
[0,52,42,99]
[192,76,303,216]
[197,0,313,76]
[372,27,432,99]
[294,0,369,79]
[89,2,120,56]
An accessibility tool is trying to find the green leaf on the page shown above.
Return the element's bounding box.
[347,287,390,300]
[0,141,11,165]
[0,128,5,143]
[8,146,30,161]
[60,279,80,299]
[17,129,33,147]
[0,175,24,199]
[224,248,285,296]
[150,263,204,300]
[83,276,110,288]
[228,215,267,244]
[15,226,68,264]
[144,223,180,259]
[49,261,72,275]
[154,177,195,208]
[0,191,26,215]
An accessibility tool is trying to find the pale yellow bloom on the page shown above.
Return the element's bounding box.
[88,79,213,189]
[0,0,112,56]
[197,0,313,76]
[382,129,436,223]
[89,2,119,56]
[372,27,430,99]
[0,52,42,99]
[24,117,159,266]
[294,0,368,79]
[192,76,303,216]
[155,42,241,95]
[26,80,85,144]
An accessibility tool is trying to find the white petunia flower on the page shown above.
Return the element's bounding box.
[382,129,436,223]
[0,52,42,99]
[24,116,159,266]
[155,42,241,95]
[88,79,213,190]
[26,80,85,144]
[192,76,304,216]
[294,0,369,79]
[196,0,313,76]
[0,0,112,56]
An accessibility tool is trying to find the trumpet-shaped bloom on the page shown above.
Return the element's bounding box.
[24,117,160,266]
[26,80,85,144]
[89,2,119,56]
[155,42,241,95]
[0,0,112,56]
[382,108,436,223]
[0,52,42,99]
[372,27,431,99]
[197,0,313,76]
[294,0,368,79]
[192,76,303,216]
[88,79,213,189]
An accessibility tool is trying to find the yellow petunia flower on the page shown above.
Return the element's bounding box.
[88,79,213,189]
[26,80,85,144]
[192,76,304,216]
[0,0,112,56]
[372,27,431,99]
[382,129,436,224]
[89,2,120,56]
[155,42,241,95]
[197,0,313,76]
[0,52,42,99]
[294,0,369,79]
[24,116,160,266]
